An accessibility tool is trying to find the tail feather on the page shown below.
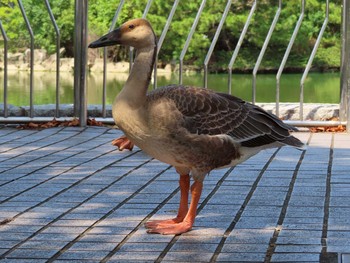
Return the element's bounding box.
[281,135,305,150]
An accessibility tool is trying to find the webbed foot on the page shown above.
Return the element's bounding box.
[112,135,134,151]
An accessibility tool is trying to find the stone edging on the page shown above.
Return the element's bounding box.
[0,103,339,121]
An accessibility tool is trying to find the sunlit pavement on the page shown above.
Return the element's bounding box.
[0,126,349,262]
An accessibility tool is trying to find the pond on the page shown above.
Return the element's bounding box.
[0,71,340,106]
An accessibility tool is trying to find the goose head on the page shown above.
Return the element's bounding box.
[89,18,156,50]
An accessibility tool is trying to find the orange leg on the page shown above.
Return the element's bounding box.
[111,135,134,151]
[146,177,203,235]
[145,174,190,229]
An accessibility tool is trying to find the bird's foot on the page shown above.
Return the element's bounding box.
[111,135,134,151]
[144,218,182,229]
[145,220,192,235]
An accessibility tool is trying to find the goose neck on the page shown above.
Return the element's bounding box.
[119,45,156,108]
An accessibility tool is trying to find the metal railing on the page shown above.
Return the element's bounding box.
[340,0,350,129]
[0,0,349,132]
[276,0,305,117]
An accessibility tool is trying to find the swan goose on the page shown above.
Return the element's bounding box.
[89,18,304,235]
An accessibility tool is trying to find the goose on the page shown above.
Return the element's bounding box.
[89,18,304,235]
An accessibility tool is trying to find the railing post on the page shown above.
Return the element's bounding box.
[340,0,350,132]
[228,0,256,94]
[252,0,282,104]
[276,0,304,117]
[300,0,329,120]
[44,0,61,118]
[179,0,207,85]
[18,0,34,118]
[0,21,8,118]
[153,0,180,89]
[74,0,88,126]
[203,0,232,89]
[102,0,125,118]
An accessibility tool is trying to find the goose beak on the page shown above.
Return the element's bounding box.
[88,28,121,48]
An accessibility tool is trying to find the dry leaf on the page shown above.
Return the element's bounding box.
[309,117,346,133]
[17,118,104,129]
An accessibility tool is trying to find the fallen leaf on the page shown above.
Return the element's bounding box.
[17,118,105,129]
[309,117,346,133]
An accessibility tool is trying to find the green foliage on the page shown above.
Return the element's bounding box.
[0,0,74,54]
[0,0,342,71]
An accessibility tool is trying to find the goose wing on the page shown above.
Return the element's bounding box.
[148,85,303,148]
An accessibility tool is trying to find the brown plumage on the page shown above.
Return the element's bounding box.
[89,18,304,235]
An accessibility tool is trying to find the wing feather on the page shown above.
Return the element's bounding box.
[147,85,303,149]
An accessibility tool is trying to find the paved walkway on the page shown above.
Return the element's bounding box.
[0,126,349,263]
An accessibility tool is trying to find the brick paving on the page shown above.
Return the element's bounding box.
[0,125,349,262]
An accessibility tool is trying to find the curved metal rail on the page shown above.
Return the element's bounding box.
[18,0,34,118]
[299,0,329,120]
[0,21,9,118]
[44,0,61,118]
[203,0,232,89]
[128,0,154,72]
[275,0,305,117]
[179,0,207,85]
[153,0,180,89]
[252,0,282,104]
[101,0,125,118]
[227,0,257,95]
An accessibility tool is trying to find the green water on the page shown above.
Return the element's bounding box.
[0,71,340,106]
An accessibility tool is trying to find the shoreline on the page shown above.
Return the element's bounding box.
[0,49,340,74]
[0,103,339,122]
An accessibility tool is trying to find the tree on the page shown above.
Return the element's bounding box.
[0,0,342,71]
[0,0,74,55]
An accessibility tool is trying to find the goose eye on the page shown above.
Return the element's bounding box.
[128,24,135,29]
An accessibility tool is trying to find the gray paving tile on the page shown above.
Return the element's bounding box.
[274,244,322,253]
[118,242,169,252]
[109,251,161,261]
[5,248,58,259]
[270,252,320,262]
[0,240,19,249]
[342,254,350,263]
[276,237,322,245]
[0,127,349,262]
[216,252,266,262]
[221,243,269,253]
[57,249,110,260]
[163,251,215,262]
[77,233,126,243]
[0,259,47,263]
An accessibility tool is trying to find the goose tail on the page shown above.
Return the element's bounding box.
[281,135,306,150]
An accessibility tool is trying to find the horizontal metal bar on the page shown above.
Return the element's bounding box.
[284,120,346,127]
[1,117,345,128]
[0,117,115,125]
[0,117,79,124]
